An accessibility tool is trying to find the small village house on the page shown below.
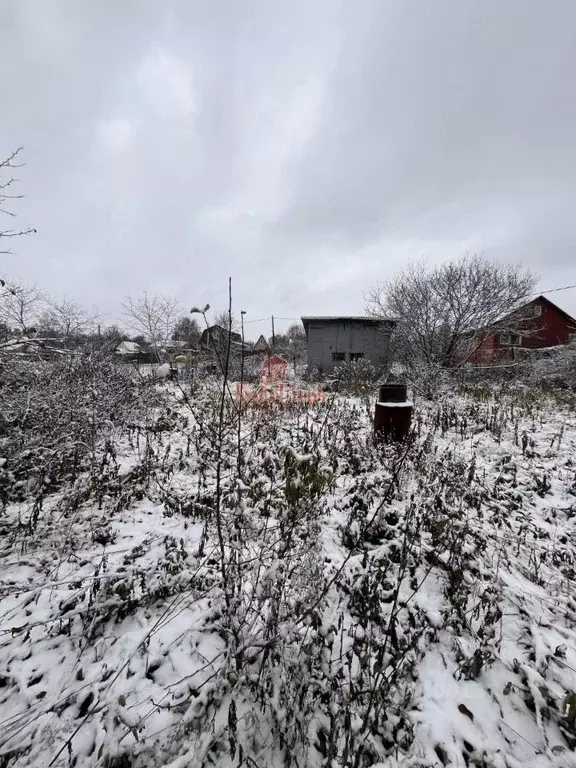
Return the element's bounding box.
[115,340,142,356]
[466,295,576,364]
[252,334,270,354]
[198,325,242,351]
[114,340,158,365]
[301,316,396,375]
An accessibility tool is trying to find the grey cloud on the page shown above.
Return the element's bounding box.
[278,1,576,239]
[1,0,576,333]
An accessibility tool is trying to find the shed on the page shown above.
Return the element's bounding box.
[301,316,396,375]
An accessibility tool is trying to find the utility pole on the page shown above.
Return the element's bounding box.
[271,315,276,349]
[238,310,246,473]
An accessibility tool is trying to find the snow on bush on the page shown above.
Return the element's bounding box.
[155,363,172,379]
[0,350,163,520]
[1,373,576,767]
[331,358,380,397]
[527,342,576,388]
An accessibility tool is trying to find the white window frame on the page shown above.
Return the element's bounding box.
[500,333,523,346]
[533,305,542,317]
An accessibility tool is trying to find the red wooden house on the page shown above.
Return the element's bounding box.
[466,295,576,364]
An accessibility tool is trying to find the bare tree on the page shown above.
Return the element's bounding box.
[171,315,201,347]
[122,291,180,362]
[0,279,46,335]
[286,322,306,342]
[37,296,98,343]
[101,324,126,347]
[366,253,538,384]
[1,148,38,347]
[1,148,36,255]
[213,309,239,332]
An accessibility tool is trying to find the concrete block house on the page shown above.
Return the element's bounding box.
[466,295,576,364]
[301,316,396,375]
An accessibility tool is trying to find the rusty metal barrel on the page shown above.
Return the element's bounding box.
[374,384,413,443]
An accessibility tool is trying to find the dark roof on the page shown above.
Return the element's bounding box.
[463,294,576,338]
[199,325,242,348]
[253,334,270,351]
[485,294,576,332]
[301,315,395,322]
[301,315,396,337]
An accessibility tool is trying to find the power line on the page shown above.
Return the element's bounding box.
[223,283,576,330]
[532,283,576,296]
[243,316,301,324]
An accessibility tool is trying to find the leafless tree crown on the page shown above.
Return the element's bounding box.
[0,279,46,334]
[122,291,180,361]
[172,315,201,346]
[0,148,36,255]
[213,309,239,332]
[37,296,98,341]
[366,253,538,371]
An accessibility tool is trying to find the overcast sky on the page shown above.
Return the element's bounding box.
[1,0,576,336]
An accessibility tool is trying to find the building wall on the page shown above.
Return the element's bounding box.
[514,298,576,348]
[467,333,500,364]
[307,321,392,374]
[467,298,576,364]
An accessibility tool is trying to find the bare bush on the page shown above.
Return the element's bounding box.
[332,358,379,396]
[0,349,159,522]
[2,288,576,767]
[525,341,576,388]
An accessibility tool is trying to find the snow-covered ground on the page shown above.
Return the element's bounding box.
[1,384,575,767]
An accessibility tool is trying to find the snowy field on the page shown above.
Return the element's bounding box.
[1,377,576,767]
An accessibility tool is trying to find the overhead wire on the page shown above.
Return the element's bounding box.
[236,284,576,325]
[531,282,576,296]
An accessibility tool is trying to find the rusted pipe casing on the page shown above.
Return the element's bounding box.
[378,384,407,403]
[374,384,413,443]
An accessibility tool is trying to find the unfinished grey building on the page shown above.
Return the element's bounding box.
[301,316,396,375]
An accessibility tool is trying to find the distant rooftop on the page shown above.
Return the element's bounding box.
[301,315,396,336]
[301,315,396,323]
[116,340,142,355]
